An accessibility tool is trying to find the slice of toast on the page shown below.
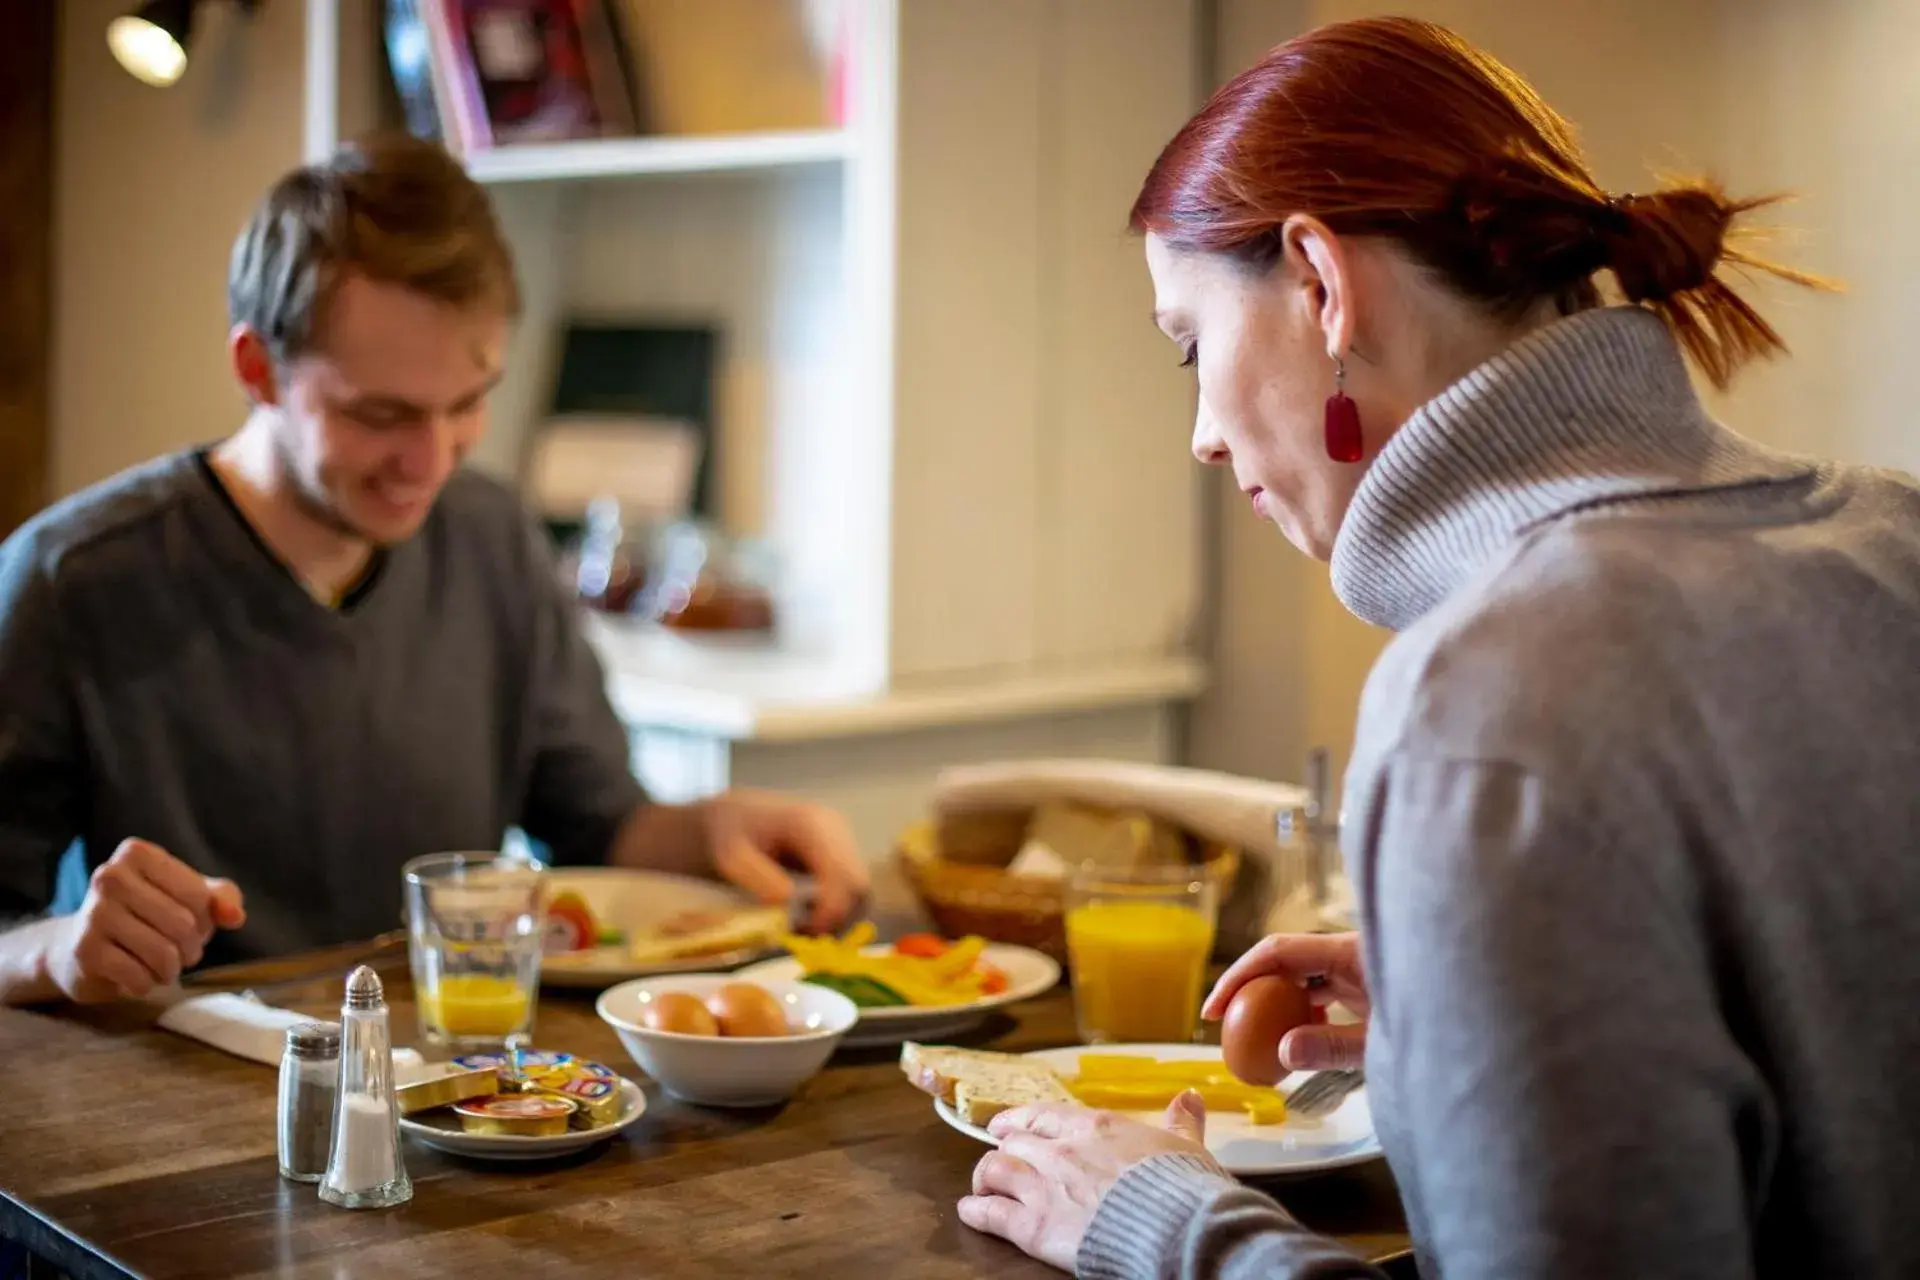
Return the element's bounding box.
[900,1042,1075,1126]
[900,1042,1033,1103]
[954,1071,1076,1127]
[626,906,790,965]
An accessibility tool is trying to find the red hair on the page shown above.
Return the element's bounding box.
[1130,17,1829,388]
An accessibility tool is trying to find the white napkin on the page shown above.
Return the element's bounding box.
[933,759,1310,860]
[154,991,424,1071]
[155,992,313,1065]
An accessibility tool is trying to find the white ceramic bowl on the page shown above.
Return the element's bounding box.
[596,973,858,1107]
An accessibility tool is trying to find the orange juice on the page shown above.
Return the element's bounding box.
[1066,900,1215,1043]
[418,974,533,1038]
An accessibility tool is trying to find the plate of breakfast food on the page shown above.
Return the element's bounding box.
[904,1042,1382,1177]
[538,868,791,988]
[734,925,1062,1047]
[395,1049,648,1160]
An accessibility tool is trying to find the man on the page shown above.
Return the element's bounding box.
[0,135,867,1007]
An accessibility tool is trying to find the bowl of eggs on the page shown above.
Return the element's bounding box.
[596,973,859,1107]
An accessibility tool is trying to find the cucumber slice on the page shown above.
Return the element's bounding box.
[802,972,910,1008]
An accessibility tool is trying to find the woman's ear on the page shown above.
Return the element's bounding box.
[1280,214,1356,361]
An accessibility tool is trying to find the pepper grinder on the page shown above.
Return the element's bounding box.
[318,966,413,1209]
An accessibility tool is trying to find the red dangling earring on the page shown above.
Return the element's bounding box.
[1324,355,1363,463]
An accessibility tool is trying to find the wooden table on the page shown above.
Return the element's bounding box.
[0,953,1411,1279]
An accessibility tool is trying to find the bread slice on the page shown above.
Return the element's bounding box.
[954,1071,1076,1126]
[900,1042,1031,1103]
[900,1041,1075,1126]
[626,906,790,965]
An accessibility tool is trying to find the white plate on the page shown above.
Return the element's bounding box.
[932,1044,1382,1177]
[734,943,1062,1048]
[399,1077,648,1161]
[538,868,779,989]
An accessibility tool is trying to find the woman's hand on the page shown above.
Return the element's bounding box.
[959,1094,1220,1271]
[1204,932,1370,1071]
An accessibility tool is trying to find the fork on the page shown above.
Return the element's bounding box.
[1284,1069,1364,1118]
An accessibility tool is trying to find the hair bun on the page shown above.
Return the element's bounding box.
[1602,186,1733,303]
[1129,16,1834,389]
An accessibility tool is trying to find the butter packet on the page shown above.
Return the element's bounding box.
[393,1061,500,1116]
[452,1049,625,1129]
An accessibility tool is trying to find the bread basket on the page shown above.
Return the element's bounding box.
[895,759,1314,962]
[896,819,1239,962]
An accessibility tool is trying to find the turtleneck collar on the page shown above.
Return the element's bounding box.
[1328,305,1820,631]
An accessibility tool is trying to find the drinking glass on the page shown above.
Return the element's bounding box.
[403,851,546,1050]
[1065,862,1218,1045]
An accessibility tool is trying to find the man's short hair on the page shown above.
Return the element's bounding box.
[227,134,520,362]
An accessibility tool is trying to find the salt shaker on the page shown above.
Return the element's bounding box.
[276,1021,340,1182]
[318,966,412,1209]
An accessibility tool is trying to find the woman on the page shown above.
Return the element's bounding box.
[948,16,1920,1280]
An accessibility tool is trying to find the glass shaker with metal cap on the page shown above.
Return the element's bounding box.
[1272,747,1356,931]
[277,1020,340,1182]
[318,966,412,1209]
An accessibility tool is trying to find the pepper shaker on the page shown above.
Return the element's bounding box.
[277,1021,340,1182]
[318,966,412,1209]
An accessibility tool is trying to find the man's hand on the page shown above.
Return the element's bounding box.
[616,790,870,933]
[1203,932,1370,1071]
[959,1095,1221,1271]
[43,839,246,1003]
[699,789,868,932]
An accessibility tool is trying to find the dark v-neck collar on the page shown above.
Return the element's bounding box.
[190,449,394,619]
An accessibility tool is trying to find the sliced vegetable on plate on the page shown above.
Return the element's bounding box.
[782,925,1009,1009]
[543,891,616,953]
[800,973,910,1008]
[891,933,1009,994]
[1066,1055,1288,1124]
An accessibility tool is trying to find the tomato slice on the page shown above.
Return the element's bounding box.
[977,962,1009,995]
[543,892,599,953]
[892,933,949,958]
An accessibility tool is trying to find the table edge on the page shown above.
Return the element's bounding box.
[2,1189,140,1280]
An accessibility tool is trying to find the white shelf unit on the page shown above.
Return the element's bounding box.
[308,0,897,702]
[458,128,854,184]
[302,0,1207,757]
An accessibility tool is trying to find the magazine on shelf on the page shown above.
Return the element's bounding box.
[418,0,635,150]
[393,0,851,154]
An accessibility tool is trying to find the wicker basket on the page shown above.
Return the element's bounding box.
[894,817,1241,964]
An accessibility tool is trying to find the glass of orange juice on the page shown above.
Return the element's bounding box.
[1065,863,1218,1044]
[404,851,545,1050]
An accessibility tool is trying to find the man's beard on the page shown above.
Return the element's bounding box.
[272,428,386,545]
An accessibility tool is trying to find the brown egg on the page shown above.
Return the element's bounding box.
[705,982,791,1038]
[1220,975,1315,1086]
[641,990,719,1036]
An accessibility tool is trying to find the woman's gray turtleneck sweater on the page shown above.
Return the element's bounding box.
[1079,306,1920,1279]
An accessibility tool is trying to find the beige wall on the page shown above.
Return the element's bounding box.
[887,0,1204,683]
[48,2,1920,793]
[1187,0,1908,796]
[1711,0,1920,475]
[52,0,307,495]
